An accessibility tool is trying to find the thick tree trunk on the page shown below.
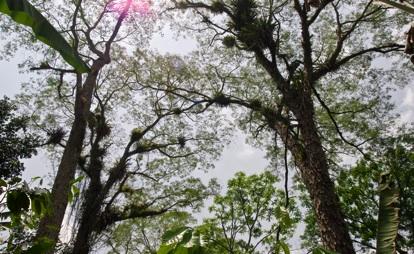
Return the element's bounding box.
[278,91,355,253]
[36,61,105,251]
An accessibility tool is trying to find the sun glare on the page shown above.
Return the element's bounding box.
[107,0,152,17]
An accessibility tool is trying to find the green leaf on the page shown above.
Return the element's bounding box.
[179,229,193,245]
[276,242,290,254]
[70,175,84,185]
[187,245,205,254]
[157,244,174,254]
[7,190,30,213]
[172,246,188,254]
[72,185,80,197]
[31,196,43,216]
[68,175,83,203]
[31,176,41,181]
[376,172,400,254]
[68,188,73,203]
[162,226,190,243]
[0,0,90,73]
[24,237,54,254]
[0,178,7,187]
[158,227,207,254]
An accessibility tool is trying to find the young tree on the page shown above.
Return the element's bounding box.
[165,0,412,252]
[0,0,157,249]
[201,171,299,254]
[156,171,299,254]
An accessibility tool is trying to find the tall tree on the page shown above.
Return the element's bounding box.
[1,0,157,249]
[165,0,411,252]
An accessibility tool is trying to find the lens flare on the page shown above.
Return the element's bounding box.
[107,0,152,17]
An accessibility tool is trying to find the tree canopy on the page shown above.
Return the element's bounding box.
[0,0,413,253]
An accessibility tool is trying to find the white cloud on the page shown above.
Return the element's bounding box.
[403,87,414,107]
[400,110,414,124]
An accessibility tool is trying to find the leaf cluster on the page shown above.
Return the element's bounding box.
[0,97,39,179]
[0,177,52,253]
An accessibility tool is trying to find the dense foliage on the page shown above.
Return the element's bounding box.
[0,97,38,179]
[301,133,414,253]
[200,171,299,253]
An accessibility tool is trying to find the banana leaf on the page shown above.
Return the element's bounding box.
[376,172,400,254]
[0,0,90,73]
[374,0,414,14]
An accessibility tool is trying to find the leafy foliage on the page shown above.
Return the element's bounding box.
[0,97,39,179]
[158,171,299,254]
[202,171,299,253]
[103,211,196,253]
[0,177,52,253]
[158,226,207,254]
[302,134,414,252]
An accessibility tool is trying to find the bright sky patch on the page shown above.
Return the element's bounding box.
[107,0,152,17]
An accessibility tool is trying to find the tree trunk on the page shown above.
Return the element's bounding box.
[278,90,355,253]
[72,160,129,253]
[72,180,102,254]
[72,132,107,254]
[36,61,105,251]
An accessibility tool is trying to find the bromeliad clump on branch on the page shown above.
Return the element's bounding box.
[210,0,226,13]
[222,35,237,48]
[213,93,231,107]
[228,0,276,50]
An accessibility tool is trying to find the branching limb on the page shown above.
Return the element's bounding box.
[313,44,403,80]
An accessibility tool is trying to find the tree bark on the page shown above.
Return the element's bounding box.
[268,1,356,251]
[276,88,355,253]
[72,128,107,254]
[35,60,105,250]
[72,180,102,254]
